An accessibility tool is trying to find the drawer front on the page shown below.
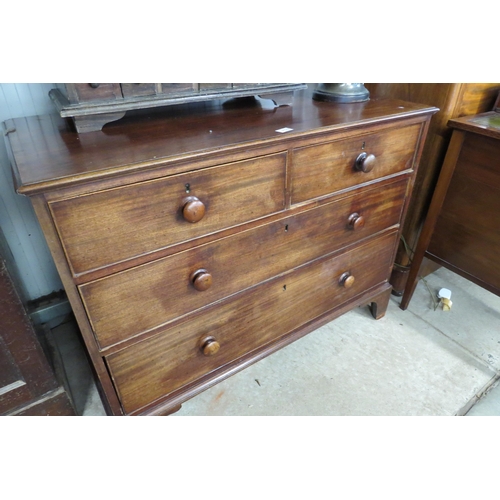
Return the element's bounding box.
[121,83,157,97]
[199,83,232,91]
[120,84,198,98]
[161,84,194,95]
[50,153,286,276]
[81,179,407,348]
[291,123,421,204]
[67,83,123,103]
[107,231,398,414]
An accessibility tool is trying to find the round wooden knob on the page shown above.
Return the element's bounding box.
[89,83,100,88]
[190,269,212,291]
[348,213,365,230]
[339,272,355,288]
[200,336,220,356]
[355,152,376,173]
[182,196,206,223]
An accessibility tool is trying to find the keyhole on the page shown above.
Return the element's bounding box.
[285,224,289,232]
[283,285,287,291]
[185,183,191,193]
[361,141,366,150]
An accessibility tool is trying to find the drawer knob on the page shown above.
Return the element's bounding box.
[355,152,376,173]
[190,269,212,291]
[89,83,100,88]
[182,196,206,223]
[200,336,220,356]
[348,213,365,230]
[339,272,355,288]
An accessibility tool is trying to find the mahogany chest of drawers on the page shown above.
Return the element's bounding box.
[4,89,437,415]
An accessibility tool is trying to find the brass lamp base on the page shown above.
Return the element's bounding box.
[313,83,370,103]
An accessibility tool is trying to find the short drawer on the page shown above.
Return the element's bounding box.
[121,83,157,97]
[66,83,123,103]
[106,230,398,414]
[49,152,286,276]
[291,123,421,204]
[80,179,407,348]
[160,84,194,95]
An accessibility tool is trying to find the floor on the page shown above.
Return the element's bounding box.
[49,266,500,416]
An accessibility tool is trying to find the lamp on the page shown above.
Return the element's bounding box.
[313,83,370,103]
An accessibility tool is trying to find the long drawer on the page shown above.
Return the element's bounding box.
[106,231,398,414]
[291,123,421,204]
[80,179,407,348]
[49,152,286,276]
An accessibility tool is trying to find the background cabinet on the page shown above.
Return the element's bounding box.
[365,83,500,294]
[0,233,74,416]
[401,108,500,309]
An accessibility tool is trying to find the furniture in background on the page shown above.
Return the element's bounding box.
[401,102,500,309]
[365,84,500,295]
[0,242,75,416]
[49,83,306,132]
[4,88,436,415]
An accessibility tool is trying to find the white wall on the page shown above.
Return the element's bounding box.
[0,83,63,301]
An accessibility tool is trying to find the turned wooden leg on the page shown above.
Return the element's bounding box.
[369,285,392,319]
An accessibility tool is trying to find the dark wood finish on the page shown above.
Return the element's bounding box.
[368,286,393,320]
[0,258,75,416]
[79,178,408,349]
[6,92,434,194]
[48,152,286,276]
[365,83,500,294]
[401,110,500,309]
[4,88,437,415]
[290,122,422,204]
[108,232,399,415]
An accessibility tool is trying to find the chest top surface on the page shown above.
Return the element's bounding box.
[4,88,437,195]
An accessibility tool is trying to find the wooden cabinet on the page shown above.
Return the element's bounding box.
[365,83,500,293]
[4,88,437,415]
[0,255,75,416]
[49,83,306,132]
[401,109,500,309]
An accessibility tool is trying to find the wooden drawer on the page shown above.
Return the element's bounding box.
[80,178,407,348]
[121,84,196,97]
[106,231,398,414]
[121,83,157,97]
[199,83,232,91]
[160,84,194,95]
[291,123,422,204]
[65,83,123,103]
[49,152,286,276]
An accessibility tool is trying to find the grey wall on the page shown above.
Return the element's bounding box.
[0,83,63,302]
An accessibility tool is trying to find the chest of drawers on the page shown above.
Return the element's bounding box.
[4,89,437,415]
